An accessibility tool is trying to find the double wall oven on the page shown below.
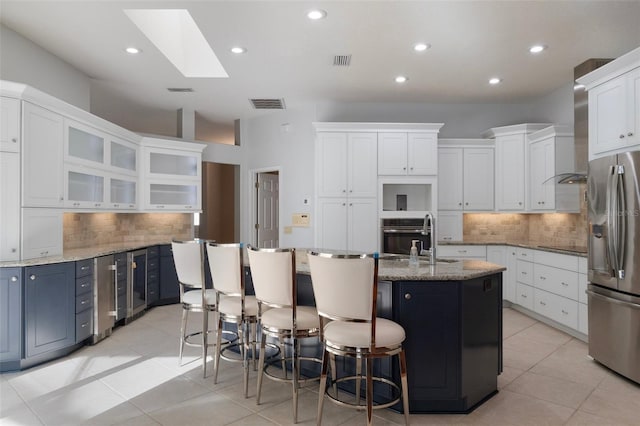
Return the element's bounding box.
[381,218,430,255]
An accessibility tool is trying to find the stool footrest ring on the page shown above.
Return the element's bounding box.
[325,375,402,411]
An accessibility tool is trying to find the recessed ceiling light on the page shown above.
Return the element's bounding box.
[413,43,430,52]
[125,47,141,54]
[307,9,327,20]
[230,46,246,54]
[489,77,502,85]
[395,76,408,83]
[529,44,546,54]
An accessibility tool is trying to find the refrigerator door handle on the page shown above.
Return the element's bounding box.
[615,166,626,279]
[606,166,618,273]
[587,290,640,310]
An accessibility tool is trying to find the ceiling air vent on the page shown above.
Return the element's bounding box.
[167,87,194,92]
[333,55,352,66]
[250,98,286,109]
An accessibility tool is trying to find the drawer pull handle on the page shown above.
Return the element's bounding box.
[521,294,527,298]
[540,301,547,306]
[81,323,88,328]
[81,283,89,288]
[81,266,89,271]
[81,300,87,305]
[540,276,546,280]
[521,271,528,275]
[562,310,568,315]
[561,282,568,287]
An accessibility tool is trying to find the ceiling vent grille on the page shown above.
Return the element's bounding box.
[167,87,194,92]
[333,55,352,66]
[250,98,286,109]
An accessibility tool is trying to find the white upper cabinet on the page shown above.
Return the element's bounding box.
[438,140,494,211]
[0,152,20,261]
[528,125,580,212]
[22,102,64,208]
[437,211,463,242]
[141,137,206,212]
[316,132,377,198]
[577,47,640,158]
[65,119,105,166]
[378,132,437,175]
[0,97,20,153]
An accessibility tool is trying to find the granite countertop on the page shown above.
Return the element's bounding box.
[294,251,504,281]
[438,241,588,257]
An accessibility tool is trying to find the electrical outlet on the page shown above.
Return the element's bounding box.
[292,213,310,226]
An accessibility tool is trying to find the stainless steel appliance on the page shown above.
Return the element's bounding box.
[587,151,640,384]
[92,255,116,343]
[381,218,430,255]
[127,249,147,321]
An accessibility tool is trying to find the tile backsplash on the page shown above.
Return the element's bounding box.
[64,213,193,249]
[463,195,588,248]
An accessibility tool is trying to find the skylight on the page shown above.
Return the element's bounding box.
[124,9,228,78]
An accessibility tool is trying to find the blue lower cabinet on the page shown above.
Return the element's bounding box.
[24,262,75,358]
[147,246,160,306]
[159,245,180,303]
[75,308,93,342]
[0,268,22,365]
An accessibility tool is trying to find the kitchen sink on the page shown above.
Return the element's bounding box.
[379,254,458,263]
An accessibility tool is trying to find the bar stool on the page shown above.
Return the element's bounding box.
[206,242,258,398]
[307,251,410,426]
[171,239,217,378]
[247,246,321,423]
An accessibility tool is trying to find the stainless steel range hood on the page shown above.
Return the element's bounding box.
[560,58,612,184]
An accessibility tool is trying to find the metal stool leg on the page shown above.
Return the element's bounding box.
[317,349,329,426]
[256,332,267,405]
[356,356,362,405]
[179,308,188,365]
[202,310,208,378]
[366,356,374,426]
[292,335,299,423]
[239,321,249,398]
[329,353,337,396]
[214,315,223,384]
[399,349,410,426]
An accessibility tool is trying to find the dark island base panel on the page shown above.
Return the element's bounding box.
[0,343,84,372]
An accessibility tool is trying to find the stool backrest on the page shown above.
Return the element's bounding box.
[171,240,205,289]
[307,252,378,322]
[206,242,243,296]
[247,246,295,307]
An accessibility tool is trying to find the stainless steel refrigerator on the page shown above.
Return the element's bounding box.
[587,151,640,384]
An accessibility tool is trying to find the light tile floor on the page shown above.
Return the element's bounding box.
[2,306,639,425]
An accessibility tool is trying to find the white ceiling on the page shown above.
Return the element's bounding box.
[2,0,640,125]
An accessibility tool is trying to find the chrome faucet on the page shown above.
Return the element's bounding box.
[422,212,436,265]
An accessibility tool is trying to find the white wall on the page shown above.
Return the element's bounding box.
[529,82,574,127]
[0,24,90,110]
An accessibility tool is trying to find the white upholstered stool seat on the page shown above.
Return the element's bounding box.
[324,318,405,350]
[261,306,320,331]
[218,295,259,317]
[182,289,217,306]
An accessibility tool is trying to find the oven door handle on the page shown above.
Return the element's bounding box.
[382,229,425,234]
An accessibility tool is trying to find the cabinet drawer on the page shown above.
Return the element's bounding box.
[75,275,93,295]
[534,264,578,300]
[75,309,93,343]
[533,288,578,330]
[516,259,533,285]
[147,257,159,271]
[438,245,486,259]
[75,259,94,278]
[534,251,579,271]
[516,282,534,310]
[160,244,173,257]
[116,280,127,296]
[75,292,93,313]
[147,246,159,258]
[147,269,159,284]
[516,248,534,261]
[116,294,127,320]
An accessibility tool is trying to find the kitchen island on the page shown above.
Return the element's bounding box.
[279,252,506,414]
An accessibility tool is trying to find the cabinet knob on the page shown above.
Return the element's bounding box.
[540,276,546,280]
[60,196,64,201]
[403,167,406,170]
[10,276,18,282]
[561,282,569,287]
[629,132,634,137]
[11,248,16,253]
[521,294,527,298]
[465,202,469,206]
[30,274,36,280]
[342,203,346,206]
[458,202,462,206]
[620,134,625,139]
[540,301,546,306]
[342,190,346,193]
[11,138,17,143]
[404,293,412,300]
[519,202,522,205]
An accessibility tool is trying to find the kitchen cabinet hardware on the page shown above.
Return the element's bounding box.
[404,293,412,300]
[11,138,17,143]
[10,276,18,282]
[629,132,634,137]
[540,276,546,280]
[521,293,528,298]
[620,134,626,139]
[562,310,569,315]
[561,282,569,286]
[540,301,547,306]
[29,275,36,280]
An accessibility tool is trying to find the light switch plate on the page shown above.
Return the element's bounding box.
[292,213,310,227]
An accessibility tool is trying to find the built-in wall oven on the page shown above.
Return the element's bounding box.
[381,218,430,255]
